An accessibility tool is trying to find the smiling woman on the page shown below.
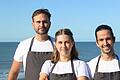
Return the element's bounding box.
[39,28,91,80]
[55,34,73,61]
[51,28,77,63]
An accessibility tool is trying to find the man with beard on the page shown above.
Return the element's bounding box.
[8,8,54,80]
[87,24,120,80]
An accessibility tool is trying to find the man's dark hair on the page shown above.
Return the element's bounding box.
[95,24,115,39]
[32,8,51,21]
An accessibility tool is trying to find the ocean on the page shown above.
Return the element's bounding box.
[0,42,120,80]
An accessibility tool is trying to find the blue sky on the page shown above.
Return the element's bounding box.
[0,0,120,42]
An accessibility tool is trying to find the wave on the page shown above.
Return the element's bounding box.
[0,69,24,80]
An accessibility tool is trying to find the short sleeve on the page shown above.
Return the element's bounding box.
[14,42,24,62]
[40,60,52,75]
[77,61,91,79]
[13,38,31,62]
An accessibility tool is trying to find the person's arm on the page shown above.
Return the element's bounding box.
[39,60,51,80]
[78,76,89,80]
[77,60,92,80]
[39,73,48,80]
[8,60,21,80]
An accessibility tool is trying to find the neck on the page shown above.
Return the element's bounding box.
[101,52,115,61]
[35,34,49,41]
[59,56,71,62]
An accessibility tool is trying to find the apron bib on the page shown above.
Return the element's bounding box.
[93,55,120,80]
[49,60,77,80]
[25,37,54,80]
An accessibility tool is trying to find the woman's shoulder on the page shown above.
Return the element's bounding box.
[73,59,86,62]
[73,59,87,65]
[44,60,52,64]
[42,60,54,69]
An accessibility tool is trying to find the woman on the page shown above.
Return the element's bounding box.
[39,28,90,80]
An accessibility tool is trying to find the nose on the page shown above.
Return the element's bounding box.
[39,22,44,26]
[103,40,108,45]
[62,43,66,47]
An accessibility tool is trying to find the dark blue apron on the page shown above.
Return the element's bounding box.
[25,36,54,80]
[93,55,120,80]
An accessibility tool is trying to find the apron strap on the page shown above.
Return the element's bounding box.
[29,37,34,51]
[50,62,57,73]
[95,56,101,72]
[71,60,76,78]
[48,36,54,48]
[115,54,120,69]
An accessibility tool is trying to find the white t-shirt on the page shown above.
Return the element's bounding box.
[14,37,54,71]
[40,59,90,79]
[87,55,120,78]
